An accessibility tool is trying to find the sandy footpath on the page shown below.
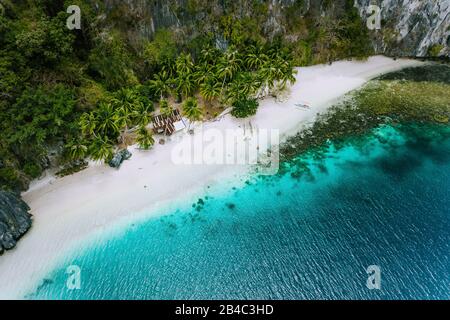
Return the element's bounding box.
[0,56,422,299]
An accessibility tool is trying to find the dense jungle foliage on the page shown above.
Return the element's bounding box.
[0,0,373,191]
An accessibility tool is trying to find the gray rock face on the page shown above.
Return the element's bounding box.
[99,0,448,58]
[356,0,450,57]
[108,149,132,169]
[0,191,32,255]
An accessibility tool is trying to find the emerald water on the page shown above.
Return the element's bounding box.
[29,122,450,299]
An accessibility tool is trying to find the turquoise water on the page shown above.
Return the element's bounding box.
[30,123,450,300]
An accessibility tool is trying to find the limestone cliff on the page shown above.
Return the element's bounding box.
[356,0,450,57]
[97,0,449,57]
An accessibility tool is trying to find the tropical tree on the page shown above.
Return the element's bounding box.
[194,63,214,85]
[89,136,114,162]
[79,112,98,137]
[142,29,178,73]
[226,72,260,103]
[231,97,259,118]
[271,55,297,91]
[278,63,297,91]
[199,47,220,65]
[159,99,173,117]
[245,45,269,70]
[200,80,222,104]
[256,64,276,97]
[175,73,196,99]
[217,62,234,87]
[257,52,297,96]
[175,53,195,76]
[111,88,139,115]
[65,139,88,160]
[148,70,173,100]
[217,47,242,90]
[223,47,242,68]
[95,102,120,138]
[136,126,155,150]
[315,15,346,63]
[133,101,154,127]
[182,97,202,130]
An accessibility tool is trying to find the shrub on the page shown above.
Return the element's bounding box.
[231,98,259,118]
[428,44,444,57]
[23,163,41,179]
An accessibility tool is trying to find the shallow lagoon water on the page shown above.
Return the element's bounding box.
[30,123,450,300]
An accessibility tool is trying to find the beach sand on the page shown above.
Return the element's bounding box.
[0,56,423,299]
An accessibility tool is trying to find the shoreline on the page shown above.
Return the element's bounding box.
[0,56,423,299]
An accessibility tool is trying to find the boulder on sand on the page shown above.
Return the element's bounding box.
[108,149,132,169]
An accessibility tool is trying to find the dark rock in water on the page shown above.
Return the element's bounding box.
[0,191,32,255]
[226,203,236,210]
[108,149,132,169]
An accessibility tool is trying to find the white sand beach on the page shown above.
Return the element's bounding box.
[0,56,423,299]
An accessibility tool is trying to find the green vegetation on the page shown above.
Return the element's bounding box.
[0,0,373,191]
[183,97,202,129]
[145,43,297,115]
[56,160,88,178]
[428,44,444,57]
[231,98,259,118]
[285,0,373,65]
[136,126,155,150]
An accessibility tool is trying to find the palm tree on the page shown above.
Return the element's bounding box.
[66,139,88,160]
[194,63,214,85]
[175,53,194,76]
[199,47,219,65]
[223,47,242,66]
[112,88,139,115]
[133,102,154,127]
[256,53,297,97]
[79,112,97,137]
[277,61,297,91]
[271,55,297,91]
[245,45,269,70]
[182,97,202,130]
[257,63,278,96]
[159,99,173,118]
[120,105,140,132]
[89,136,114,163]
[148,70,173,100]
[136,125,155,150]
[175,73,196,99]
[217,47,242,91]
[227,72,260,103]
[217,62,234,86]
[200,80,221,104]
[95,102,120,138]
[217,60,239,87]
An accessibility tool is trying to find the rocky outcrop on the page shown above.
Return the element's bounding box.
[356,0,450,57]
[0,191,32,255]
[109,149,132,169]
[97,0,448,58]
